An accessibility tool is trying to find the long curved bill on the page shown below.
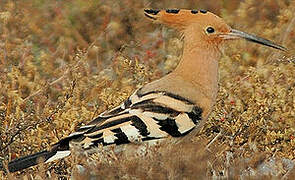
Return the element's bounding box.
[222,29,287,51]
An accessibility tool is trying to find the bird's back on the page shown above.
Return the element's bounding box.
[65,74,205,150]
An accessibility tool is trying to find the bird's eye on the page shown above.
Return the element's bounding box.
[206,27,215,34]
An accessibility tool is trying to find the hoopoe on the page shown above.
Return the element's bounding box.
[7,9,286,173]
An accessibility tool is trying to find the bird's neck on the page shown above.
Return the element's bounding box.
[173,41,221,102]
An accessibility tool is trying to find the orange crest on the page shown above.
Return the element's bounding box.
[144,9,228,32]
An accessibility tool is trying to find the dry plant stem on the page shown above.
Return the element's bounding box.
[282,13,295,46]
[21,38,98,105]
[22,69,69,104]
[0,80,76,152]
[282,167,295,180]
[206,131,222,151]
[8,39,111,152]
[266,13,295,63]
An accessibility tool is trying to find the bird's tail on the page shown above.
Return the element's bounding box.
[8,147,71,172]
[8,133,82,172]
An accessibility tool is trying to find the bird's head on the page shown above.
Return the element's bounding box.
[144,9,286,52]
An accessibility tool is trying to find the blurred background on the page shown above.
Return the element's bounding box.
[0,0,294,178]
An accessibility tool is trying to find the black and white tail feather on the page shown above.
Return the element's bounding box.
[8,88,203,172]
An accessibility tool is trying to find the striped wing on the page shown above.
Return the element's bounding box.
[65,89,203,150]
[8,89,204,172]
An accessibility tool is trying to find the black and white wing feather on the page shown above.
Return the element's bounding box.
[8,89,203,172]
[66,89,203,148]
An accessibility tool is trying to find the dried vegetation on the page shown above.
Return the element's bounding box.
[0,0,294,179]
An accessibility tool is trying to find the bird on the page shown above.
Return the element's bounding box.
[7,9,286,173]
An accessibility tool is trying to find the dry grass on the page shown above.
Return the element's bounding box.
[0,0,295,179]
